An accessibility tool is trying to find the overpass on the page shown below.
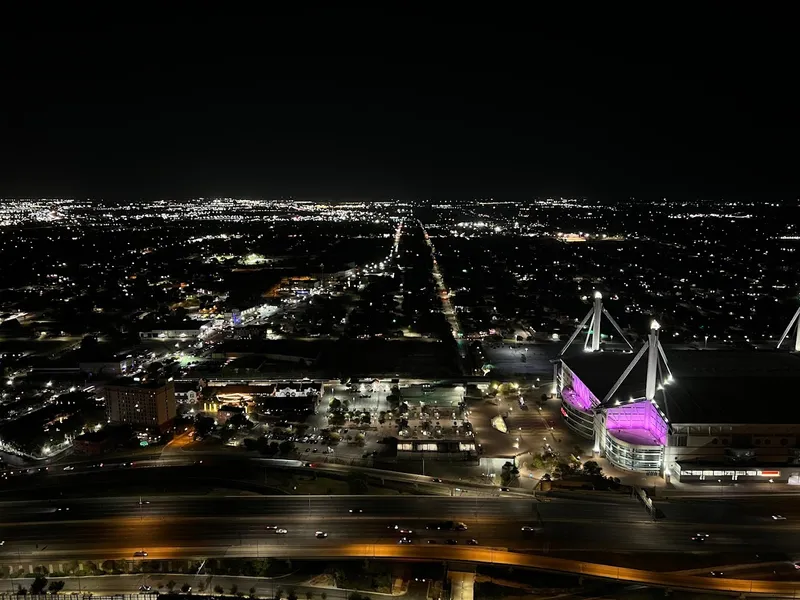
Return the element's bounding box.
[2,544,798,598]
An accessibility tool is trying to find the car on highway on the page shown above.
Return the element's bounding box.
[315,531,328,538]
[398,537,413,544]
[0,540,4,546]
[521,526,536,532]
[62,466,74,471]
[265,525,278,530]
[466,539,479,545]
[431,478,443,483]
[349,508,363,513]
[794,561,800,570]
[445,539,458,545]
[398,529,413,534]
[276,529,288,534]
[133,551,148,557]
[426,540,437,544]
[772,514,787,520]
[139,586,152,592]
[691,533,709,543]
[710,571,724,577]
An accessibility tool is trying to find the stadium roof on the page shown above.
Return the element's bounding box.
[562,348,800,425]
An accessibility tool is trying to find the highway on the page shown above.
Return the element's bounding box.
[2,494,800,562]
[3,494,800,595]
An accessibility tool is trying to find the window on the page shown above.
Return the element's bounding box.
[419,443,438,452]
[397,443,413,451]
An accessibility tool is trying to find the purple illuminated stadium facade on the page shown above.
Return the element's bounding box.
[558,359,668,473]
[606,401,668,446]
[561,372,597,411]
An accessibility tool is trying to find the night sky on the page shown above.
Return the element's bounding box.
[1,14,796,201]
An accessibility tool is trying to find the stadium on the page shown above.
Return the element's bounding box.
[554,294,800,482]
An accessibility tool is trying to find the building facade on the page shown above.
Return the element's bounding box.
[105,380,176,428]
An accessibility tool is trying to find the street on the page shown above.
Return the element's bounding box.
[4,494,800,565]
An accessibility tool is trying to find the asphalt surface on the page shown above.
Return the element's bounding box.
[4,573,429,600]
[3,494,800,564]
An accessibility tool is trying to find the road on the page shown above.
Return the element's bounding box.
[4,572,429,600]
[3,494,800,564]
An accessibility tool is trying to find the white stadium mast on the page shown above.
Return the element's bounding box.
[600,319,674,407]
[776,304,800,352]
[558,292,634,355]
[553,291,635,392]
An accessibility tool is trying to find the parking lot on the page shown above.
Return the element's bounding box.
[479,340,559,378]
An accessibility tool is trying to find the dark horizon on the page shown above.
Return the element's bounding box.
[1,14,797,202]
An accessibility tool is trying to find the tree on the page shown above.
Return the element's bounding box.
[583,460,603,477]
[30,576,48,595]
[194,415,216,438]
[500,461,519,486]
[167,580,177,592]
[243,438,257,451]
[306,593,314,600]
[230,584,239,595]
[553,462,575,479]
[248,587,256,598]
[530,454,546,470]
[329,398,342,411]
[220,426,236,443]
[279,440,296,455]
[48,581,65,593]
[229,412,252,429]
[287,590,298,600]
[321,593,327,600]
[181,583,192,593]
[214,585,224,594]
[16,585,27,596]
[80,334,99,351]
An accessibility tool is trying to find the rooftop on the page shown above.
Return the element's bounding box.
[563,348,800,425]
[105,377,172,390]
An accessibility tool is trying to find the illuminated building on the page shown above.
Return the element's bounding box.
[105,379,176,428]
[556,326,800,482]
